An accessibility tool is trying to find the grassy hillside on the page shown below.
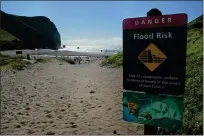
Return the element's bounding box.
[102,15,203,134]
[188,14,203,30]
[0,29,19,41]
[183,27,203,134]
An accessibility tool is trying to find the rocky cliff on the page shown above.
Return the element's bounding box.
[0,10,61,50]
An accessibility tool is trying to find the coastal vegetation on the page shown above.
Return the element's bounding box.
[57,57,76,65]
[0,54,31,70]
[100,52,123,68]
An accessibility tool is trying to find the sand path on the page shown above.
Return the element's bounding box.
[1,59,143,135]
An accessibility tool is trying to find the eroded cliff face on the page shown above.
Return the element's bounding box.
[0,10,61,50]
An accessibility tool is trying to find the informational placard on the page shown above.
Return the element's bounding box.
[123,91,184,130]
[123,13,187,95]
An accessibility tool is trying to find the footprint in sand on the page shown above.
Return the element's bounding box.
[70,122,75,125]
[44,110,52,114]
[46,131,55,135]
[20,121,26,125]
[60,108,66,112]
[71,125,78,128]
[36,103,41,106]
[46,114,53,118]
[68,104,71,108]
[58,115,64,119]
[25,107,31,110]
[27,129,35,134]
[42,120,47,123]
[15,124,21,128]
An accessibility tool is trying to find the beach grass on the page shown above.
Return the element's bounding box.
[183,27,203,134]
[100,52,123,67]
[36,57,51,63]
[56,57,75,64]
[0,54,31,70]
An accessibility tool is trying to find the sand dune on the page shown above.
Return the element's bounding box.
[1,58,143,135]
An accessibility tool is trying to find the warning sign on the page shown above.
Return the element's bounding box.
[138,43,167,72]
[123,13,187,95]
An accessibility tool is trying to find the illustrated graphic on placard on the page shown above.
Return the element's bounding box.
[123,92,184,130]
[138,43,167,72]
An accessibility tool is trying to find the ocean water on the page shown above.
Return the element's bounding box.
[59,45,122,54]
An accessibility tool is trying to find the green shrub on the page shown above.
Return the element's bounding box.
[57,57,75,64]
[101,52,123,67]
[0,55,30,70]
[36,57,51,63]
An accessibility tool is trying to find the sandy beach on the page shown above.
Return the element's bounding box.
[1,57,143,135]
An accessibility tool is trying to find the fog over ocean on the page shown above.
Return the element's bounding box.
[59,45,122,54]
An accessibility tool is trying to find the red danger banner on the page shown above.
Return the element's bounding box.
[123,13,187,30]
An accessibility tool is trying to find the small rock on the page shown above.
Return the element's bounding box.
[49,121,54,123]
[36,103,41,106]
[70,122,74,125]
[44,110,51,113]
[25,107,31,110]
[46,114,53,118]
[42,120,47,123]
[71,125,78,128]
[89,90,95,94]
[20,121,26,125]
[15,125,21,128]
[46,131,55,135]
[113,130,117,134]
[60,109,66,112]
[17,112,23,115]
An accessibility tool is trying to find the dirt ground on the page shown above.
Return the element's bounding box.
[1,58,143,135]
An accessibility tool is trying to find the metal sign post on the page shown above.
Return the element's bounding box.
[143,8,162,135]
